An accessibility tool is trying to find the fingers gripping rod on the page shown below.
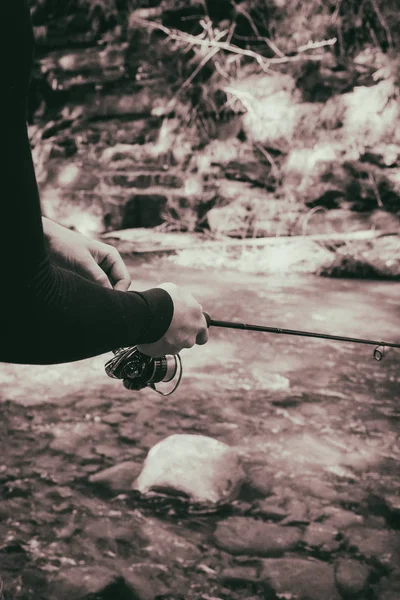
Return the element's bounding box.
[203,313,400,361]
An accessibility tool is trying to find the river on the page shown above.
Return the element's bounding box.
[0,255,399,599]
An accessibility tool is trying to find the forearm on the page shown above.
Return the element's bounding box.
[1,259,173,365]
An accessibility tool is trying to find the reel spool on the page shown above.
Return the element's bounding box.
[105,347,182,396]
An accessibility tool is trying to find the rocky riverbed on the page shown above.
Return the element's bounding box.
[1,256,400,600]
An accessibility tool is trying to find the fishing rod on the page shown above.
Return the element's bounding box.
[105,312,400,396]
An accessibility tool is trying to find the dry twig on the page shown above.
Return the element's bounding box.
[131,16,337,69]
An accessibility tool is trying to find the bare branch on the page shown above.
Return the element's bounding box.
[131,16,337,69]
[297,38,337,52]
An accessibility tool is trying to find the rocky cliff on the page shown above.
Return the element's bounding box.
[27,0,400,275]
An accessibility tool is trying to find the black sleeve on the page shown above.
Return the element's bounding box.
[0,0,174,365]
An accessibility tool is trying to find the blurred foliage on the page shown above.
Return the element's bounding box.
[28,0,400,56]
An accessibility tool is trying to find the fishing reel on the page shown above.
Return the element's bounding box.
[104,346,182,396]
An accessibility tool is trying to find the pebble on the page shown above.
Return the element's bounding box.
[121,564,172,600]
[254,498,288,521]
[374,570,400,600]
[303,522,341,552]
[245,465,275,498]
[118,423,140,444]
[343,526,400,569]
[101,412,125,425]
[84,516,142,545]
[334,558,370,598]
[89,461,142,493]
[218,566,260,586]
[319,506,364,530]
[133,434,246,504]
[49,422,109,455]
[94,444,122,459]
[214,517,302,556]
[81,463,101,474]
[140,516,203,564]
[260,557,341,600]
[47,565,126,599]
[280,498,309,525]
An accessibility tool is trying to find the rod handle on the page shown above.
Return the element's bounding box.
[203,312,212,328]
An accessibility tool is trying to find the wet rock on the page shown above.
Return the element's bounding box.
[335,486,367,509]
[101,412,125,425]
[89,461,141,493]
[47,566,133,600]
[254,497,288,521]
[334,558,371,598]
[84,515,145,547]
[374,570,400,600]
[121,564,172,600]
[46,486,73,500]
[52,500,73,514]
[260,557,340,600]
[214,517,302,556]
[343,526,400,568]
[94,444,122,459]
[246,465,275,498]
[320,506,364,530]
[320,235,400,280]
[49,422,109,455]
[300,477,339,502]
[280,499,309,525]
[219,565,260,586]
[133,434,246,505]
[120,404,138,416]
[82,463,101,474]
[118,423,140,444]
[303,522,341,553]
[139,516,202,564]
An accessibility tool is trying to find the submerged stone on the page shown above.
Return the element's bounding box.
[344,526,400,569]
[260,558,340,600]
[47,566,126,600]
[214,517,302,556]
[374,570,400,600]
[320,506,364,530]
[303,522,341,553]
[334,559,371,598]
[89,461,142,493]
[133,434,245,505]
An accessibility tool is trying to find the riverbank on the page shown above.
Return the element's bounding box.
[102,227,400,279]
[28,1,400,258]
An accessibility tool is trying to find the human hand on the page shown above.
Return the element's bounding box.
[137,282,209,356]
[42,217,131,291]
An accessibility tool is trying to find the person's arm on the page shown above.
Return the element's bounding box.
[42,217,132,292]
[0,0,174,365]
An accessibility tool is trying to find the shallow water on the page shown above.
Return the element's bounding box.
[1,256,400,599]
[2,256,400,493]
